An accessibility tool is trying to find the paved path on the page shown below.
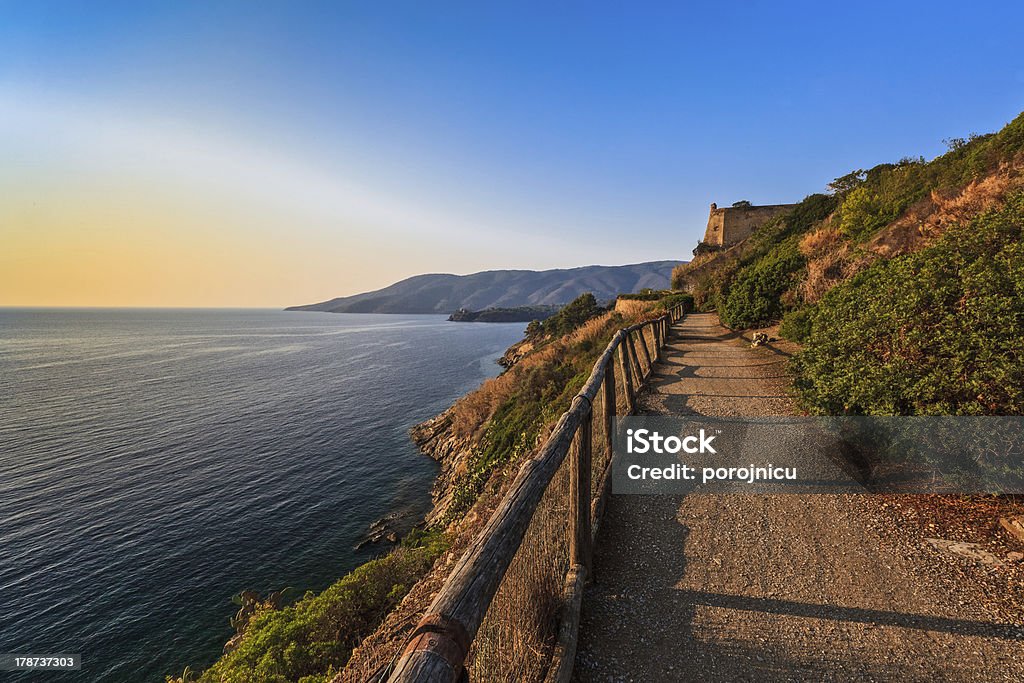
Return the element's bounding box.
[574,313,1023,682]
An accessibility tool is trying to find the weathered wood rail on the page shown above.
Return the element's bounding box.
[384,303,688,683]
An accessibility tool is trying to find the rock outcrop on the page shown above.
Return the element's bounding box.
[410,412,474,524]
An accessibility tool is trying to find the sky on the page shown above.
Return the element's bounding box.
[2,1,1024,307]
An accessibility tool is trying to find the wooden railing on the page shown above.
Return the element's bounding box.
[384,303,688,683]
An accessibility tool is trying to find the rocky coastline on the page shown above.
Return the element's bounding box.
[409,411,476,524]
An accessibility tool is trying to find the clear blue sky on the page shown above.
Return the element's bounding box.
[3,1,1024,305]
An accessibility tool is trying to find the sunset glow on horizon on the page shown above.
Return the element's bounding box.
[3,2,1023,307]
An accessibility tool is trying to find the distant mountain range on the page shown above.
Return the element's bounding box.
[286,261,684,314]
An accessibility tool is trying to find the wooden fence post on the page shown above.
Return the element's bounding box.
[591,361,617,532]
[618,342,635,414]
[570,406,592,571]
[603,362,616,461]
[625,332,644,385]
[635,328,653,379]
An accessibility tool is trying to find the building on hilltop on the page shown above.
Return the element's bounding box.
[702,201,797,247]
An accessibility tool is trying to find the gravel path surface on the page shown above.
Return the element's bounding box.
[574,313,1024,682]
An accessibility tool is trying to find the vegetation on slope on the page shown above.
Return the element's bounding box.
[793,194,1024,415]
[168,530,448,683]
[442,290,694,522]
[524,292,604,339]
[672,111,1024,415]
[446,292,650,521]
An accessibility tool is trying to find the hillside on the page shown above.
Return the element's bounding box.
[286,261,682,314]
[673,110,1024,415]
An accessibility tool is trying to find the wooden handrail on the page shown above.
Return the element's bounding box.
[385,303,687,682]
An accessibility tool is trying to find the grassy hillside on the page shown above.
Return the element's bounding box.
[673,111,1024,415]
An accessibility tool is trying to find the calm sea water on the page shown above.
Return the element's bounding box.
[0,309,525,681]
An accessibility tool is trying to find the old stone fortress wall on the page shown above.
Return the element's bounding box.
[703,201,797,247]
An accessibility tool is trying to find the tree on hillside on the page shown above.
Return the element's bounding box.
[827,169,866,195]
[525,293,604,339]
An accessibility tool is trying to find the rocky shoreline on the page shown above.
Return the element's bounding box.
[409,411,475,524]
[349,412,473,549]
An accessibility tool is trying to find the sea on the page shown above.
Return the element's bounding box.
[0,308,526,681]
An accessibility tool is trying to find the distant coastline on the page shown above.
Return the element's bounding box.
[447,305,559,323]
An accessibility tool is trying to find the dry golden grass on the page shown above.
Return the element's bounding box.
[671,252,720,290]
[565,312,617,345]
[613,298,649,319]
[795,162,1024,304]
[869,156,1024,259]
[686,250,721,269]
[448,308,647,440]
[799,246,871,305]
[799,223,844,258]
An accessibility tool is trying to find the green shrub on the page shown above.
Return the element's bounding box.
[694,194,837,328]
[742,193,837,257]
[653,292,694,313]
[778,307,813,343]
[792,192,1024,415]
[835,159,930,241]
[719,236,803,328]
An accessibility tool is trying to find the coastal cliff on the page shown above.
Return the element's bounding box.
[409,412,471,524]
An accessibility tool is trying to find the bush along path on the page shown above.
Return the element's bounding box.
[574,313,1024,682]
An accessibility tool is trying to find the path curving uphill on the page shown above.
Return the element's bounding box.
[574,313,1024,682]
